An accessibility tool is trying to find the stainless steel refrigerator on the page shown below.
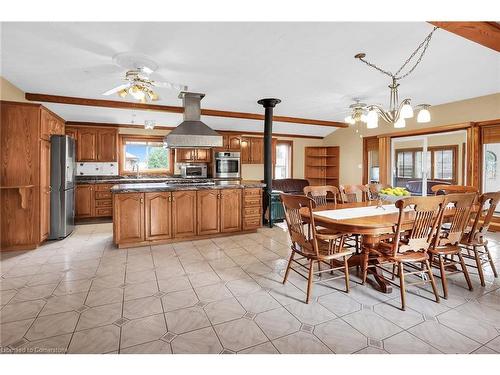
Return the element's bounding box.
[49,135,76,239]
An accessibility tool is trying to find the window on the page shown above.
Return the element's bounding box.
[434,149,454,180]
[395,145,457,182]
[486,150,497,180]
[274,141,293,179]
[120,136,171,174]
[396,151,414,178]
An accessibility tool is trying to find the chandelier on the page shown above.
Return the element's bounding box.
[346,26,437,129]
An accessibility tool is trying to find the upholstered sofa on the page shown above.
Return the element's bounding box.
[271,178,310,194]
[405,180,451,195]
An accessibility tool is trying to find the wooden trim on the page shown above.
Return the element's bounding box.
[26,93,347,128]
[118,135,174,176]
[0,100,42,108]
[362,136,379,184]
[378,137,391,185]
[276,140,294,178]
[479,123,500,193]
[65,121,325,139]
[476,119,500,127]
[429,22,500,52]
[376,122,473,138]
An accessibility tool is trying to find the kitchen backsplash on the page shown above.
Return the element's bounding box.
[76,162,119,176]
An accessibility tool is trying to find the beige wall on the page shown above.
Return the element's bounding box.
[0,76,28,102]
[324,93,500,185]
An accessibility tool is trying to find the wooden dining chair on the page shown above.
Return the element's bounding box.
[460,192,500,286]
[366,183,391,201]
[280,194,354,303]
[339,184,368,203]
[303,185,339,206]
[428,193,476,299]
[431,184,479,195]
[363,196,443,310]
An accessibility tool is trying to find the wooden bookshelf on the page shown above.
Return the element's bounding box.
[304,146,339,186]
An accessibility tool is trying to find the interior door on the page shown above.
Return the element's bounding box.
[391,136,429,196]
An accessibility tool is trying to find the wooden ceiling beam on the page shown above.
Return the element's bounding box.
[429,22,500,52]
[25,93,347,128]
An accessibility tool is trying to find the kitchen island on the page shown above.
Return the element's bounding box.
[111,180,265,248]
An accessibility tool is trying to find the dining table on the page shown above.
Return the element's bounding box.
[299,199,475,294]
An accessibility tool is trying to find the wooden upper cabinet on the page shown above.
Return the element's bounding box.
[197,189,220,235]
[222,135,242,151]
[220,189,241,233]
[77,128,98,161]
[97,128,117,162]
[65,126,78,139]
[172,190,197,238]
[251,138,264,164]
[40,109,64,140]
[176,149,194,163]
[113,193,144,244]
[195,149,211,162]
[39,140,51,241]
[176,148,211,163]
[75,184,94,218]
[241,137,251,163]
[145,192,172,241]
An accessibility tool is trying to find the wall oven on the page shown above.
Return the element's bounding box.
[213,152,241,179]
[180,164,208,179]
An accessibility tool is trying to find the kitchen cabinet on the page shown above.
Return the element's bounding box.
[250,138,264,164]
[72,126,118,162]
[39,139,51,241]
[77,128,98,161]
[220,189,242,233]
[240,137,277,164]
[94,184,113,217]
[222,135,242,151]
[65,127,78,139]
[172,190,197,238]
[145,192,172,241]
[75,183,113,219]
[75,184,94,218]
[97,129,118,162]
[197,190,221,235]
[176,148,211,163]
[243,188,262,230]
[113,193,144,244]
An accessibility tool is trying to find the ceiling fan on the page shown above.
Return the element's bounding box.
[102,52,188,103]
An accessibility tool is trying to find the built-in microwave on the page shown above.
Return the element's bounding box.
[180,164,208,179]
[213,151,241,179]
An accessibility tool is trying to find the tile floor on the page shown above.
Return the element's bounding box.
[1,223,499,354]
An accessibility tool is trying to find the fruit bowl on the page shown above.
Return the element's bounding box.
[378,194,411,203]
[378,187,411,203]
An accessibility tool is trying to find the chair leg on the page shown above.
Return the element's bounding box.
[306,260,314,304]
[317,260,321,274]
[485,244,498,278]
[473,246,486,287]
[355,235,360,254]
[283,251,294,285]
[425,259,440,304]
[458,252,473,291]
[438,255,448,299]
[398,262,406,311]
[344,255,350,293]
[391,264,397,280]
[361,249,369,284]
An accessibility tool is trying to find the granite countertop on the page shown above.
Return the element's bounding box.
[111,180,265,193]
[76,176,243,184]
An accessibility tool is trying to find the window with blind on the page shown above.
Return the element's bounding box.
[121,137,171,173]
[395,145,457,182]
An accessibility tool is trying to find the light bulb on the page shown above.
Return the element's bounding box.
[417,107,431,123]
[129,86,146,100]
[400,103,414,119]
[344,115,354,124]
[360,114,367,123]
[394,117,406,128]
[366,110,378,129]
[118,89,128,98]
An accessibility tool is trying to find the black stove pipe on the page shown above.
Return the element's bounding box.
[257,98,281,227]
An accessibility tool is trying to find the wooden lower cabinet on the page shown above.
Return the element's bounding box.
[145,192,172,240]
[221,189,242,233]
[197,190,220,235]
[172,190,197,238]
[75,185,94,218]
[113,193,144,244]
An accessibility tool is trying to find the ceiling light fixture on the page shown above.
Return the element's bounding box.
[349,26,438,129]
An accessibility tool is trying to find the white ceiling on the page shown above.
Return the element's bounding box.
[1,22,499,137]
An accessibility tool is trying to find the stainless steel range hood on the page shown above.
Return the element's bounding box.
[164,92,223,148]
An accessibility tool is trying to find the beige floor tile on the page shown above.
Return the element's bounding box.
[161,289,199,312]
[408,321,482,353]
[171,326,222,354]
[25,311,79,341]
[342,309,403,340]
[0,299,46,323]
[194,283,233,302]
[354,346,388,354]
[85,287,124,307]
[0,289,17,305]
[27,272,65,286]
[373,301,424,329]
[165,306,211,334]
[0,318,34,346]
[472,346,498,354]
[91,274,125,289]
[236,290,281,314]
[268,284,306,306]
[486,336,500,352]
[238,341,278,354]
[11,283,57,302]
[120,313,167,349]
[208,257,237,270]
[123,296,163,319]
[157,275,192,293]
[314,318,367,354]
[125,269,157,284]
[76,302,123,331]
[18,333,71,354]
[214,318,268,351]
[39,292,87,316]
[285,301,336,325]
[254,307,301,340]
[383,331,441,354]
[68,325,120,354]
[53,279,92,296]
[188,271,221,288]
[120,340,172,354]
[272,331,332,354]
[454,300,500,327]
[226,278,262,297]
[0,276,30,291]
[124,280,159,301]
[182,261,214,274]
[204,297,246,325]
[214,266,249,282]
[437,308,499,344]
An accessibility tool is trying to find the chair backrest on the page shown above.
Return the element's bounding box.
[339,184,368,203]
[366,183,391,201]
[464,192,500,244]
[431,184,479,195]
[303,185,339,206]
[436,193,477,247]
[280,193,319,257]
[392,196,445,256]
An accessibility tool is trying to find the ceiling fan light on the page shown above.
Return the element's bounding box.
[400,103,414,119]
[129,86,146,100]
[118,89,128,98]
[344,115,354,125]
[417,107,431,123]
[360,114,367,123]
[149,90,159,101]
[394,117,406,128]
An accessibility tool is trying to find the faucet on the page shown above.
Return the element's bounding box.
[133,164,140,178]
